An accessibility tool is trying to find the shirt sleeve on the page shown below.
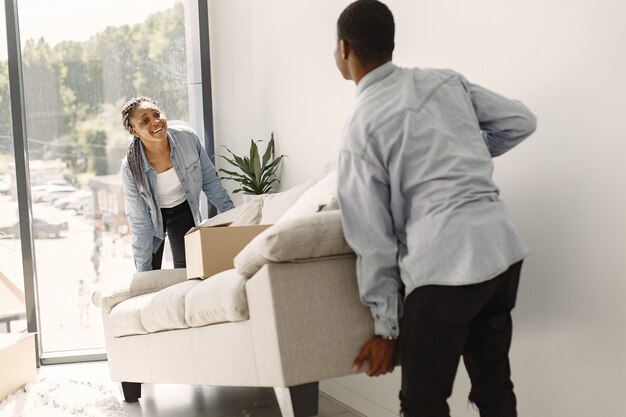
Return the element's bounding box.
[337,150,403,338]
[463,78,537,157]
[121,164,153,272]
[194,134,235,212]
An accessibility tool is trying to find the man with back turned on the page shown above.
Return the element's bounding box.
[334,1,537,416]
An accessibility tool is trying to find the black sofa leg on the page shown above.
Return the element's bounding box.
[274,382,319,417]
[121,381,142,402]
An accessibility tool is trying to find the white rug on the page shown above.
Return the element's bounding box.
[0,376,125,417]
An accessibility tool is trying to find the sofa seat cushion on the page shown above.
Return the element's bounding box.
[109,269,249,337]
[185,269,249,327]
[109,293,154,337]
[141,280,198,333]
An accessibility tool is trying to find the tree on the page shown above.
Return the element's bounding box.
[55,40,102,114]
[129,3,188,119]
[0,2,187,175]
[21,38,64,153]
[84,129,109,176]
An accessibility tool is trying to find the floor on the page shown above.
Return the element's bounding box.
[38,361,364,417]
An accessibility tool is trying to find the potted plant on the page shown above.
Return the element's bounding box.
[218,132,286,197]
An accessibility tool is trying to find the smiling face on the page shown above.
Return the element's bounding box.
[128,102,168,144]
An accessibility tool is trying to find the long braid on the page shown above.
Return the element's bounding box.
[121,96,158,193]
[126,136,145,193]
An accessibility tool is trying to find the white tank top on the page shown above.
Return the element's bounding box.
[156,168,187,208]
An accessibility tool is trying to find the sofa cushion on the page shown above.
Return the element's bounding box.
[93,268,188,313]
[109,293,154,337]
[141,280,199,333]
[278,170,337,223]
[185,269,249,327]
[199,197,263,226]
[234,210,354,278]
[260,181,314,224]
[259,160,337,224]
[108,270,250,337]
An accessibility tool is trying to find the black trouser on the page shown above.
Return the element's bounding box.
[399,261,523,417]
[151,200,196,270]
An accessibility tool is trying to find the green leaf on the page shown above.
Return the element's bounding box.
[218,167,247,177]
[261,178,279,194]
[218,154,241,169]
[249,138,260,165]
[261,132,275,170]
[251,150,261,188]
[241,185,258,194]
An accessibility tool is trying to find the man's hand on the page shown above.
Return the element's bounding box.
[352,336,398,377]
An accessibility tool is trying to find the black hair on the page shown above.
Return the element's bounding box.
[337,0,395,64]
[120,96,158,192]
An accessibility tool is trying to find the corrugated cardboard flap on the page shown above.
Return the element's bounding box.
[185,221,233,235]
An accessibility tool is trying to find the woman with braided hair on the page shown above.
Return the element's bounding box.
[121,97,234,272]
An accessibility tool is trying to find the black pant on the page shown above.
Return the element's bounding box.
[151,200,196,270]
[400,261,523,417]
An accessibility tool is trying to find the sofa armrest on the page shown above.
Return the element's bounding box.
[92,268,188,312]
[245,256,374,387]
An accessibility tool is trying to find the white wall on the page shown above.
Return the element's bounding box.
[207,0,353,200]
[207,1,626,416]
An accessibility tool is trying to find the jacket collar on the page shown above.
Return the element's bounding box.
[139,131,177,173]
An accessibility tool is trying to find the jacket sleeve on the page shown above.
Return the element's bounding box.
[121,163,154,272]
[194,135,235,213]
[337,150,403,339]
[463,77,537,157]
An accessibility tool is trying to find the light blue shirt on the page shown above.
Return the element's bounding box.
[338,62,537,338]
[121,125,234,272]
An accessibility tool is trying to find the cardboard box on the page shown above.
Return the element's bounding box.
[0,333,36,400]
[184,223,271,279]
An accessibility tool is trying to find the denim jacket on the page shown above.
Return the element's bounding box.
[121,125,234,272]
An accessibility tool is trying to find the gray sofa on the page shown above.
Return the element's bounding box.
[93,169,374,417]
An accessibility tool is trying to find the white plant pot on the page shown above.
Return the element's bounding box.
[241,193,265,204]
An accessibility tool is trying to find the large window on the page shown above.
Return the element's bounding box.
[1,0,194,356]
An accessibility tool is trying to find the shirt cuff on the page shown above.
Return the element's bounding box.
[374,316,400,339]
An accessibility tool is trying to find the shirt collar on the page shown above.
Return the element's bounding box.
[356,61,397,96]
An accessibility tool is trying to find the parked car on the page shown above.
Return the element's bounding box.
[0,218,69,239]
[75,198,96,218]
[31,185,78,203]
[53,190,93,210]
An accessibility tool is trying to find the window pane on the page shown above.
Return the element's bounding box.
[15,0,188,353]
[0,4,27,336]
